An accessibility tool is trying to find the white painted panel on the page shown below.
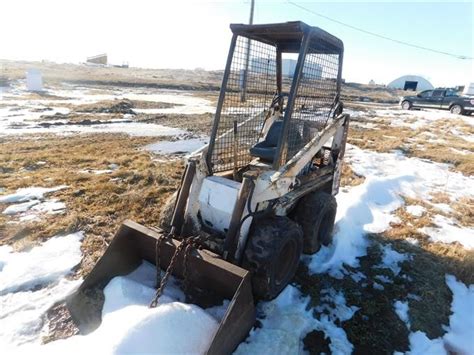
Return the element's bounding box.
[198,176,241,233]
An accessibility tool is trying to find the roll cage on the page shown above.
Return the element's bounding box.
[206,21,344,174]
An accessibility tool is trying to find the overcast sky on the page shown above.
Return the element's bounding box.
[1,0,472,86]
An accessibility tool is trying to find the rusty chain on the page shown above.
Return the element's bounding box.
[149,235,202,308]
[153,234,169,288]
[183,236,203,298]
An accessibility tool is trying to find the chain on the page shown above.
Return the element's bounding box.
[183,236,203,298]
[154,234,168,288]
[149,236,202,308]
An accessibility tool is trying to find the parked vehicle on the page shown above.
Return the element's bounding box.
[400,88,474,115]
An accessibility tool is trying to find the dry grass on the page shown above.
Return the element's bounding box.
[348,116,474,176]
[383,195,474,285]
[340,162,365,187]
[0,134,184,275]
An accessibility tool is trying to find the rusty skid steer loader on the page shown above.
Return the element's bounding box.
[67,21,349,354]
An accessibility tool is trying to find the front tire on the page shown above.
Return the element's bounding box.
[294,191,337,254]
[158,191,178,232]
[401,100,412,110]
[242,216,303,300]
[450,104,463,115]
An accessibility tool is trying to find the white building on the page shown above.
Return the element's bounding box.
[463,82,474,96]
[387,75,434,91]
[26,69,43,92]
[249,58,322,78]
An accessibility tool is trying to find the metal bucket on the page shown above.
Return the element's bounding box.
[66,220,256,355]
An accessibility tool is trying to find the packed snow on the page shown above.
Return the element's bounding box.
[0,233,83,346]
[3,260,226,354]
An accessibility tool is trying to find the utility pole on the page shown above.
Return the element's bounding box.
[240,0,254,102]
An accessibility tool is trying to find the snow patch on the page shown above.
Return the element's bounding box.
[443,275,474,354]
[306,144,473,278]
[406,205,425,217]
[0,233,83,346]
[0,186,67,203]
[3,200,40,215]
[406,275,474,355]
[407,331,446,355]
[0,232,83,295]
[146,137,209,155]
[420,215,474,249]
[394,300,411,328]
[235,286,354,355]
[377,244,410,276]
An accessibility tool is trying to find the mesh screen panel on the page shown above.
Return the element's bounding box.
[283,49,340,162]
[210,36,277,173]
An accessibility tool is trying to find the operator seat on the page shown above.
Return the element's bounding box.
[249,120,283,163]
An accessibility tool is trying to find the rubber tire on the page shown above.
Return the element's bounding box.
[450,104,463,115]
[294,191,337,254]
[242,216,303,300]
[401,100,412,110]
[158,191,177,232]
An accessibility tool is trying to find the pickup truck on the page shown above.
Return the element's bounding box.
[400,88,474,115]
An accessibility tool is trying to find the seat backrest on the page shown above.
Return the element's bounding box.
[264,120,283,147]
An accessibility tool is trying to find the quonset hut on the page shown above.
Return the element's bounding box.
[387,75,434,91]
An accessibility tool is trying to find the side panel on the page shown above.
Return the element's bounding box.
[199,176,241,233]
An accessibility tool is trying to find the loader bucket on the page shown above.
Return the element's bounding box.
[66,220,256,355]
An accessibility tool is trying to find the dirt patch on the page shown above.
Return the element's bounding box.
[303,330,331,354]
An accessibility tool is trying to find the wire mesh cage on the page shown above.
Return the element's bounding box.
[283,46,340,163]
[208,27,342,174]
[209,36,277,174]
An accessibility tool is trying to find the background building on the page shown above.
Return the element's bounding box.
[86,54,108,65]
[387,75,434,91]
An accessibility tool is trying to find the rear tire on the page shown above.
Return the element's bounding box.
[401,100,412,110]
[294,191,337,254]
[450,104,463,115]
[242,216,303,300]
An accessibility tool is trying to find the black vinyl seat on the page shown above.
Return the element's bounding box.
[249,120,283,162]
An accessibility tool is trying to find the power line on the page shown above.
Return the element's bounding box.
[287,0,473,60]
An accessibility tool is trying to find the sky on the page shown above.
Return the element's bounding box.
[0,0,472,86]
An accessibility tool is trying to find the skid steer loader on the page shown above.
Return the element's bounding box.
[67,21,349,354]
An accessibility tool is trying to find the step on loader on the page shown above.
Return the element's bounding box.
[67,21,350,354]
